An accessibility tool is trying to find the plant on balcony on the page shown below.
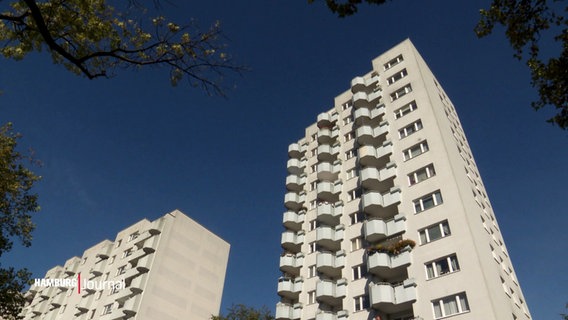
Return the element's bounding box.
[366,239,416,256]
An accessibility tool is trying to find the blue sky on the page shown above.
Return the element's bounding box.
[2,0,567,319]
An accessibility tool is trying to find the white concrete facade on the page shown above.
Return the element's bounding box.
[21,210,230,320]
[277,39,531,320]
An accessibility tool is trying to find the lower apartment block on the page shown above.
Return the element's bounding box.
[276,39,531,320]
[21,210,230,320]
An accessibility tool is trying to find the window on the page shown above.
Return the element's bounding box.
[127,232,139,242]
[108,255,116,265]
[403,141,429,161]
[419,220,451,244]
[387,68,408,85]
[311,133,317,141]
[347,188,361,201]
[394,101,417,119]
[311,164,317,173]
[343,115,353,125]
[308,265,317,278]
[426,255,460,279]
[351,237,364,251]
[384,54,403,70]
[110,285,121,295]
[310,200,317,209]
[399,119,423,139]
[309,242,319,253]
[311,149,317,157]
[354,295,370,311]
[344,132,355,142]
[116,265,127,276]
[342,101,352,110]
[101,303,113,315]
[408,163,436,185]
[349,212,365,225]
[352,264,367,280]
[309,220,318,231]
[391,84,412,101]
[307,290,316,304]
[432,293,470,319]
[122,248,133,258]
[310,181,317,191]
[414,190,443,213]
[115,240,122,248]
[346,168,357,179]
[345,149,357,160]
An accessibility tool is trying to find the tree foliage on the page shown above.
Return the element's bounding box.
[0,0,244,95]
[211,304,275,320]
[307,0,389,17]
[309,0,568,129]
[0,123,40,320]
[474,0,568,129]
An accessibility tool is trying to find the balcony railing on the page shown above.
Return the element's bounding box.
[316,250,345,278]
[275,303,303,320]
[316,225,344,251]
[360,162,396,192]
[316,202,343,226]
[367,250,411,279]
[363,214,406,242]
[358,141,393,168]
[316,279,347,306]
[282,211,305,231]
[361,188,401,218]
[280,253,304,276]
[369,279,417,313]
[277,277,303,300]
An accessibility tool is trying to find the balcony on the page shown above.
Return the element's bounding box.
[276,303,303,320]
[358,141,393,168]
[316,181,342,202]
[50,292,65,308]
[75,295,93,315]
[316,250,345,278]
[317,128,339,144]
[129,272,148,292]
[286,174,306,192]
[127,245,155,265]
[361,188,401,219]
[317,161,341,181]
[316,279,347,306]
[280,252,304,276]
[284,192,306,211]
[123,266,149,282]
[133,228,161,247]
[351,74,379,91]
[367,250,411,279]
[287,159,306,175]
[317,112,335,128]
[360,163,396,192]
[316,202,342,226]
[120,294,143,317]
[354,104,385,126]
[352,90,382,109]
[281,231,304,253]
[315,310,349,320]
[316,225,344,251]
[356,121,389,146]
[31,300,49,314]
[288,143,305,159]
[277,277,303,300]
[369,279,417,313]
[363,214,406,242]
[317,144,340,162]
[89,263,104,279]
[283,211,305,231]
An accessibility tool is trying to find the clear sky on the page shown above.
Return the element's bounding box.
[2,0,567,319]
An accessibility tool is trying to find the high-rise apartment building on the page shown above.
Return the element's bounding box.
[276,39,530,320]
[21,210,230,320]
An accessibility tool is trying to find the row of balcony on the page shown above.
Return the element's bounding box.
[277,278,416,317]
[363,214,406,242]
[281,201,345,232]
[103,294,142,320]
[317,144,340,162]
[281,224,345,253]
[285,161,343,192]
[281,251,345,279]
[276,304,349,320]
[285,185,400,217]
